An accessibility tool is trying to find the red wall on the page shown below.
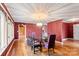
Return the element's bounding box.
[14,22,42,39]
[47,20,63,42]
[26,24,42,39]
[14,21,73,41]
[47,20,73,42]
[14,23,18,39]
[14,22,26,39]
[62,23,73,38]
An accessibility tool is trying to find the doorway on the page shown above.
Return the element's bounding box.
[18,24,26,40]
[73,24,79,40]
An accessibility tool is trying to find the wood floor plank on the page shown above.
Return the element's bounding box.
[10,39,79,56]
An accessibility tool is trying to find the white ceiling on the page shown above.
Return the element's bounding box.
[5,3,79,24]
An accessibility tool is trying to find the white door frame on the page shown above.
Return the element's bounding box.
[18,24,26,39]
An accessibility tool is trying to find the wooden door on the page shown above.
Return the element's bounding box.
[18,24,26,40]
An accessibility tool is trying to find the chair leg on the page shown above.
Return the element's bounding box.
[33,46,36,54]
[34,50,35,54]
[48,49,51,56]
[48,48,55,55]
[53,48,55,53]
[31,46,33,50]
[40,45,42,52]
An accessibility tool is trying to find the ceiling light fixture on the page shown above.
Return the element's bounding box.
[36,23,43,27]
[32,12,48,20]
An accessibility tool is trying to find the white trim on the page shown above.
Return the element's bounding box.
[0,11,5,55]
[0,4,13,23]
[6,40,15,56]
[0,39,14,56]
[0,10,14,56]
[24,25,26,39]
[55,40,62,44]
[18,24,26,39]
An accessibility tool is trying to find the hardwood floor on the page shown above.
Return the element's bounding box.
[12,39,27,56]
[11,39,79,56]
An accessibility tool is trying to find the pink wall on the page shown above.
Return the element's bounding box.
[14,21,73,41]
[14,22,26,39]
[47,20,73,42]
[14,22,42,39]
[47,20,63,42]
[26,24,42,39]
[14,23,18,39]
[62,23,73,38]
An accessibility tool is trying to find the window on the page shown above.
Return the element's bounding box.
[0,10,7,54]
[0,10,14,55]
[0,13,1,47]
[7,19,14,44]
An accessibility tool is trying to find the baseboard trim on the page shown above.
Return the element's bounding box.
[55,41,63,45]
[1,39,15,56]
[6,39,15,56]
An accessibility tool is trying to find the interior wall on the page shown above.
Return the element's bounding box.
[26,24,42,39]
[14,20,74,41]
[62,23,73,38]
[47,20,63,42]
[14,23,19,39]
[47,20,73,42]
[14,22,26,39]
[14,22,42,39]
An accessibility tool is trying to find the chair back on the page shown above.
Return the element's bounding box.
[48,34,56,49]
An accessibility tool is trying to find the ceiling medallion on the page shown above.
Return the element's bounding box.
[32,12,48,20]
